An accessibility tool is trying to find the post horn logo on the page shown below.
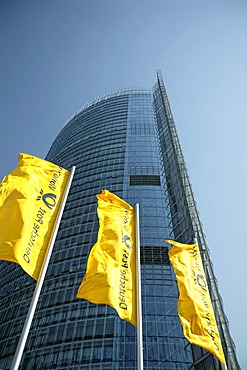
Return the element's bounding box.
[37,190,57,210]
[122,235,132,251]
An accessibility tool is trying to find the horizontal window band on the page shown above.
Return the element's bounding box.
[130,175,161,186]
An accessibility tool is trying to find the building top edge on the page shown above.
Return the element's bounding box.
[63,87,151,128]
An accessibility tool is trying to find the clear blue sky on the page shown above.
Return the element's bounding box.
[1,1,246,367]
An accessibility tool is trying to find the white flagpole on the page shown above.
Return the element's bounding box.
[134,203,144,370]
[11,166,76,370]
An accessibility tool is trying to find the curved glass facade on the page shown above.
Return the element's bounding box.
[0,72,241,369]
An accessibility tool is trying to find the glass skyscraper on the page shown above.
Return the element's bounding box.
[0,71,241,369]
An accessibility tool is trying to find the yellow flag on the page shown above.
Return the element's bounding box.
[166,240,226,364]
[0,153,69,280]
[77,190,137,326]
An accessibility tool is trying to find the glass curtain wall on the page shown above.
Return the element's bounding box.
[0,72,241,370]
[153,71,241,370]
